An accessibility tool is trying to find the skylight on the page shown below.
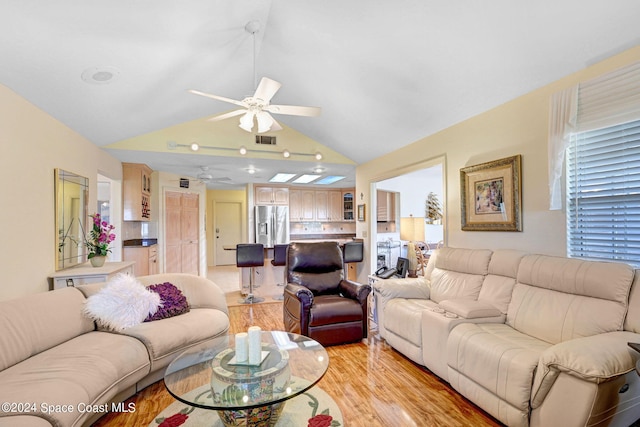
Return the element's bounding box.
[292,174,321,184]
[269,173,296,183]
[315,175,345,185]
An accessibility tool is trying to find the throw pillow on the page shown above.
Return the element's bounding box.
[144,282,190,322]
[83,274,160,331]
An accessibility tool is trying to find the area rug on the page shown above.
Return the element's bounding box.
[150,384,342,427]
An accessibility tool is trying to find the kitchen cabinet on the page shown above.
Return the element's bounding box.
[377,190,397,222]
[290,188,355,222]
[123,163,152,221]
[315,190,343,221]
[123,245,158,277]
[48,261,135,290]
[289,189,315,221]
[255,186,289,205]
[342,191,354,221]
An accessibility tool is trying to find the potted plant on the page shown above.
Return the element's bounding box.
[86,213,116,267]
[425,192,443,224]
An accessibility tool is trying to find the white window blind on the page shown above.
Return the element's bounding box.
[567,119,640,264]
[565,61,640,264]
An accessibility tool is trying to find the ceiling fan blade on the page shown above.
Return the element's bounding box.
[188,89,246,107]
[206,109,247,122]
[267,114,283,131]
[253,77,282,103]
[265,104,321,117]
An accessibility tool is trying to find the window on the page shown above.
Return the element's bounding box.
[567,119,640,264]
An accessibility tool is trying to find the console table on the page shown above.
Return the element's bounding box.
[48,261,135,290]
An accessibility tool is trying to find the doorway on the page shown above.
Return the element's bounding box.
[214,201,243,266]
[370,157,446,270]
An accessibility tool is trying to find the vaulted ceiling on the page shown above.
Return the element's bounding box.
[2,1,640,188]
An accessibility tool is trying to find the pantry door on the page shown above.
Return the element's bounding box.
[165,191,199,275]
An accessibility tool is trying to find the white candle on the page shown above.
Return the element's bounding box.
[235,332,248,363]
[248,326,262,364]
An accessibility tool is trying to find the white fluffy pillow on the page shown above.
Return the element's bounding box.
[83,274,160,331]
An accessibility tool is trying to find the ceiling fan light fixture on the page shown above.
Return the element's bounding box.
[247,167,256,174]
[238,111,255,132]
[256,111,274,133]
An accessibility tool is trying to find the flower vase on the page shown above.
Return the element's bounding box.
[90,256,106,268]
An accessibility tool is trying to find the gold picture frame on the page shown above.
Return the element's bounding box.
[357,204,366,221]
[460,155,522,231]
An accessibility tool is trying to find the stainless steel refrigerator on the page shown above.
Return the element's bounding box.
[255,205,289,247]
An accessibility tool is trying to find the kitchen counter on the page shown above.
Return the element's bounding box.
[123,238,158,247]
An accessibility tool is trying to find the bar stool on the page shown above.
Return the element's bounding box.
[271,244,288,301]
[342,241,363,281]
[236,243,265,304]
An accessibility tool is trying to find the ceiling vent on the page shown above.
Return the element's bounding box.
[256,135,277,145]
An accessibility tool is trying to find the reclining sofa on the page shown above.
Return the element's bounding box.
[0,273,230,427]
[374,247,640,427]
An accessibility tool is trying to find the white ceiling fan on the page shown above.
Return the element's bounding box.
[171,167,235,186]
[189,21,320,133]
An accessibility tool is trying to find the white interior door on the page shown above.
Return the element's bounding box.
[215,201,242,266]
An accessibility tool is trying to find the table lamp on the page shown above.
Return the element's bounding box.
[400,215,425,278]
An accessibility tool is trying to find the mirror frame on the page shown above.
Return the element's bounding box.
[55,168,89,270]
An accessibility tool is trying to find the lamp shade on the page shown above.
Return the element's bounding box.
[400,216,425,242]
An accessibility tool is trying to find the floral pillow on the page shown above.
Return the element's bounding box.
[144,282,190,322]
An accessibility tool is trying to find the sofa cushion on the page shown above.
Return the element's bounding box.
[477,249,527,313]
[447,323,552,416]
[116,308,229,372]
[0,331,149,427]
[508,255,634,344]
[384,298,438,347]
[429,248,492,303]
[83,274,161,331]
[439,299,501,319]
[0,287,94,372]
[144,282,190,322]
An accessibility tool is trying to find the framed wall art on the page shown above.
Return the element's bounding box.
[357,204,366,221]
[460,154,522,231]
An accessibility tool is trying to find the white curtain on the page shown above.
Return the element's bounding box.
[548,86,577,210]
[547,61,640,210]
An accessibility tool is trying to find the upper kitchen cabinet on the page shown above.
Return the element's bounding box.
[377,190,397,222]
[123,163,152,221]
[289,188,315,221]
[343,191,354,221]
[255,186,289,205]
[315,190,343,221]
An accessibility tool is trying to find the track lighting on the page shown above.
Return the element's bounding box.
[283,149,291,158]
[315,152,323,160]
[190,143,200,151]
[239,146,247,155]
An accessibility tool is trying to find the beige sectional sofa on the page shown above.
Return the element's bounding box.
[373,247,640,427]
[0,273,230,427]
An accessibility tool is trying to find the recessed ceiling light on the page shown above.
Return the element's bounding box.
[270,173,296,183]
[81,66,120,85]
[293,174,321,184]
[316,175,345,185]
[313,167,325,173]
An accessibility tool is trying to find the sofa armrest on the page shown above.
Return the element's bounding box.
[531,331,640,408]
[438,299,502,319]
[373,278,430,301]
[339,279,371,305]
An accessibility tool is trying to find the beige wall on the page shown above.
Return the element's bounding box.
[0,84,122,301]
[355,46,640,283]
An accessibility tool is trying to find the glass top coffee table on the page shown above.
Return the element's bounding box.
[164,330,329,427]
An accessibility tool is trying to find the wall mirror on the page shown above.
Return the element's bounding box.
[55,168,89,270]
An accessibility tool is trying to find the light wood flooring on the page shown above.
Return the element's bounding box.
[93,302,502,427]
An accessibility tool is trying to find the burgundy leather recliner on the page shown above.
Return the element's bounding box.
[283,241,371,346]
